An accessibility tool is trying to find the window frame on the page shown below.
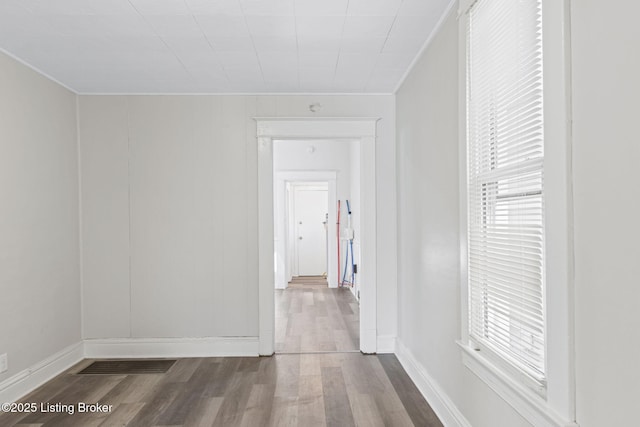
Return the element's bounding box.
[457,0,577,426]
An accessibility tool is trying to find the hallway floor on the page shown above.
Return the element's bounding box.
[276,276,359,353]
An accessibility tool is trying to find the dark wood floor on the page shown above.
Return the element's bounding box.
[0,278,443,426]
[0,353,443,427]
[276,277,359,353]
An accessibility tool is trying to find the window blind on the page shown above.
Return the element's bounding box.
[466,0,546,388]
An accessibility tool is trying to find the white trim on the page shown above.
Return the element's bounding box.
[540,0,576,419]
[376,336,397,354]
[458,0,577,424]
[395,339,472,427]
[0,47,78,94]
[83,337,259,359]
[355,134,377,355]
[359,328,377,354]
[76,95,85,341]
[459,343,578,427]
[254,117,380,122]
[258,135,276,356]
[0,342,84,404]
[255,117,379,140]
[256,117,379,355]
[77,92,394,96]
[457,0,471,349]
[458,0,478,16]
[0,44,391,97]
[393,0,458,94]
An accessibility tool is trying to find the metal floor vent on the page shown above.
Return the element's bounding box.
[77,359,176,375]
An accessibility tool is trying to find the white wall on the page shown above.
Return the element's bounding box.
[79,95,397,342]
[0,52,81,382]
[571,1,640,426]
[395,8,533,427]
[397,1,640,427]
[80,96,257,338]
[78,96,131,338]
[274,140,353,180]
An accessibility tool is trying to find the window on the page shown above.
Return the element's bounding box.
[459,0,576,425]
[466,0,546,392]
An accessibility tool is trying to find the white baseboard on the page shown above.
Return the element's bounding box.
[0,337,260,404]
[0,342,84,404]
[396,339,472,427]
[83,337,260,359]
[376,335,397,354]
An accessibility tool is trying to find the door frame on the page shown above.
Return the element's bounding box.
[274,175,335,289]
[256,117,379,355]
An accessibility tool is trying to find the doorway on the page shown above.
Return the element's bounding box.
[273,171,337,290]
[292,183,328,277]
[272,142,360,354]
[256,118,379,355]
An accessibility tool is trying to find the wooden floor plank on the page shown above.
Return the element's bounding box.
[275,281,360,353]
[1,353,443,427]
[211,370,256,427]
[273,355,300,398]
[378,354,444,427]
[125,382,183,426]
[0,281,443,427]
[321,366,356,427]
[239,383,276,427]
[181,397,224,427]
[341,353,386,396]
[297,395,326,427]
[373,390,416,427]
[163,357,204,383]
[97,403,144,427]
[348,392,385,427]
[267,396,298,427]
[299,353,321,377]
[297,374,326,426]
[19,375,124,426]
[99,373,164,405]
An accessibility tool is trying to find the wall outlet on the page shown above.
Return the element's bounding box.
[0,353,7,373]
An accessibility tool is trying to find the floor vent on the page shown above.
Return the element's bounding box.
[77,359,176,375]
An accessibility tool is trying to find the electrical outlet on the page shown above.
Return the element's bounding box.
[0,353,7,373]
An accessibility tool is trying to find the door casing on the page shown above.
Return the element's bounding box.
[256,117,379,355]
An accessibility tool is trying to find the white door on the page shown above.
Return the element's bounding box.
[294,188,328,276]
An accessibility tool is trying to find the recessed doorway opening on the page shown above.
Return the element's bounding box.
[256,117,379,356]
[273,139,362,354]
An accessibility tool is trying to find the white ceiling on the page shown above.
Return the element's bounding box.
[0,0,452,94]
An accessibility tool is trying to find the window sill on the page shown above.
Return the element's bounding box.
[457,341,578,427]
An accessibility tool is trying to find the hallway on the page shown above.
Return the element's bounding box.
[275,276,359,354]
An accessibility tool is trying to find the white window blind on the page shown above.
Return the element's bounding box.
[466,0,546,389]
